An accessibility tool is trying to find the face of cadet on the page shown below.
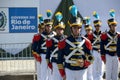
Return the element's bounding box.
[55,27,64,36]
[45,24,52,33]
[71,26,82,37]
[95,25,101,31]
[86,29,92,34]
[109,24,117,33]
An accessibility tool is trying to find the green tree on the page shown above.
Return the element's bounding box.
[52,0,83,36]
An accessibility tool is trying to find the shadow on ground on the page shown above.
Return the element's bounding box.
[0,75,37,80]
[0,73,120,80]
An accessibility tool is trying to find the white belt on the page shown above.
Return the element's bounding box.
[105,33,117,51]
[65,39,85,63]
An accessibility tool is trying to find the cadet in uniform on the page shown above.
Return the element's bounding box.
[84,17,93,42]
[33,10,56,80]
[92,11,104,80]
[84,24,93,40]
[46,12,66,80]
[32,14,44,80]
[57,5,94,80]
[100,9,119,80]
[41,10,56,80]
[84,17,93,80]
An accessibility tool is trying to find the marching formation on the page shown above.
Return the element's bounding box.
[32,5,120,80]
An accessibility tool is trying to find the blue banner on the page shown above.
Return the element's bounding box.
[9,8,37,33]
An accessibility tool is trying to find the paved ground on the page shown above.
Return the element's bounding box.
[0,60,36,80]
[0,60,36,75]
[0,75,119,80]
[0,73,119,80]
[0,75,36,80]
[0,60,120,80]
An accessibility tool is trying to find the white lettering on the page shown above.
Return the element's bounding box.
[11,25,15,30]
[11,16,29,19]
[11,25,35,30]
[29,16,35,19]
[22,19,30,24]
[11,20,21,24]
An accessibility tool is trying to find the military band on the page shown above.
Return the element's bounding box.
[32,6,120,80]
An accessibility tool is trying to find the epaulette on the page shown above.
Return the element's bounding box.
[100,32,108,40]
[32,34,41,42]
[46,39,53,48]
[58,39,66,49]
[84,37,92,50]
